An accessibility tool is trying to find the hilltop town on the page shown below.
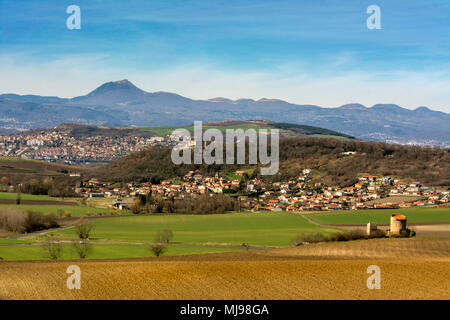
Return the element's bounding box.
[0,129,168,163]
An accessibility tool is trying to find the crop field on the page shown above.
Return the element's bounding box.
[0,212,340,261]
[0,192,129,216]
[41,212,340,246]
[3,208,450,261]
[0,243,242,261]
[306,207,450,225]
[0,238,448,300]
[0,192,57,201]
[0,204,112,217]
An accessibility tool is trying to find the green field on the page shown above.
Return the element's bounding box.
[306,207,450,225]
[0,192,127,216]
[0,212,341,260]
[139,124,266,136]
[0,238,27,245]
[0,204,117,217]
[0,192,57,201]
[2,208,448,261]
[0,243,242,261]
[308,134,350,141]
[41,212,339,246]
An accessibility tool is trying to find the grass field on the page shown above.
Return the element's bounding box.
[45,212,340,246]
[139,124,263,136]
[0,192,57,201]
[308,134,350,140]
[0,212,340,261]
[2,208,449,261]
[1,238,448,300]
[0,204,113,217]
[0,192,128,216]
[0,238,26,245]
[0,243,242,261]
[0,205,450,260]
[306,207,450,225]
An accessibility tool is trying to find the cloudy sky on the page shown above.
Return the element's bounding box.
[0,0,449,112]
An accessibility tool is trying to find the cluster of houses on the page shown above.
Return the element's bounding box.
[0,131,167,163]
[79,171,449,212]
[257,177,448,212]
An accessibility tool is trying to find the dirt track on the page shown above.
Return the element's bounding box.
[0,238,449,300]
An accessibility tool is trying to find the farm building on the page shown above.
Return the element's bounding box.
[111,199,133,210]
[366,222,378,236]
[389,214,408,236]
[89,193,105,198]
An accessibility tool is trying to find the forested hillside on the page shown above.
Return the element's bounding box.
[95,138,450,187]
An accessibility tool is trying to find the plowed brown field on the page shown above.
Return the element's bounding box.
[1,238,449,300]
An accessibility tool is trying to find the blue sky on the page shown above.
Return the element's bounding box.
[0,0,449,112]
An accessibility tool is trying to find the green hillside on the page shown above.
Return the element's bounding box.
[139,120,354,139]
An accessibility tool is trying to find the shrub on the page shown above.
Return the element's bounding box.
[0,208,27,233]
[74,218,94,239]
[291,229,387,246]
[72,241,92,259]
[130,199,143,214]
[0,209,59,233]
[42,235,63,260]
[56,209,64,217]
[291,232,329,246]
[150,243,167,257]
[64,211,71,218]
[155,229,173,243]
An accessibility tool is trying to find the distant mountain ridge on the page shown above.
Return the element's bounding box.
[1,79,449,146]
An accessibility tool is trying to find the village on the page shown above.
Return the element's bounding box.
[0,130,168,163]
[80,170,449,212]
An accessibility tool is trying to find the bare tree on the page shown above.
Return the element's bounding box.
[72,241,92,259]
[0,208,27,233]
[149,243,167,257]
[42,235,63,260]
[74,218,94,239]
[155,229,173,243]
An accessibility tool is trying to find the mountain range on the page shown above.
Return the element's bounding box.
[1,79,449,146]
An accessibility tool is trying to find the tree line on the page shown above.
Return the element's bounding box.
[130,193,240,215]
